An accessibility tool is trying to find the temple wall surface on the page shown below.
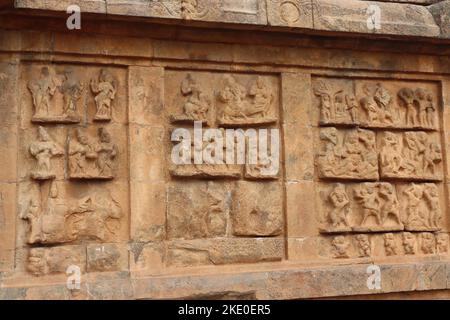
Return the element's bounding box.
[1,0,450,299]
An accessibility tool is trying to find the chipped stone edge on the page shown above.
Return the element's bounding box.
[1,260,450,299]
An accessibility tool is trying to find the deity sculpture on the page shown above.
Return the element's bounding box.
[91,69,117,121]
[29,126,63,180]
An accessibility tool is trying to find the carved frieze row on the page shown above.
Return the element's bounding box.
[313,78,439,130]
[329,232,448,259]
[317,127,443,181]
[320,182,442,233]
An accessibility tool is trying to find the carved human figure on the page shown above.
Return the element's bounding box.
[423,140,442,176]
[354,184,381,227]
[425,91,436,128]
[423,184,440,229]
[95,127,118,178]
[219,75,247,120]
[332,236,349,258]
[403,183,424,228]
[378,183,402,226]
[328,183,351,229]
[420,233,435,254]
[355,234,371,257]
[373,83,393,123]
[59,68,83,118]
[345,94,358,122]
[68,128,96,177]
[403,132,426,175]
[90,69,117,121]
[314,81,346,123]
[436,233,449,254]
[398,88,417,126]
[380,132,403,174]
[359,94,379,123]
[402,232,416,255]
[248,76,273,118]
[180,74,210,121]
[29,126,63,180]
[415,88,428,127]
[20,196,42,244]
[384,233,397,256]
[28,67,58,118]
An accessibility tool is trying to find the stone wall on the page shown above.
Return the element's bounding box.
[0,0,450,299]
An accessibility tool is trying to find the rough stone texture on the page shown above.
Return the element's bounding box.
[8,0,450,38]
[1,0,450,300]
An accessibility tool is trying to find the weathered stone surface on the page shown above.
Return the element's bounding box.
[428,0,450,38]
[1,0,450,301]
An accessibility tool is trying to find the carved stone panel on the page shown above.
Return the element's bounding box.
[312,78,440,131]
[316,127,379,180]
[165,71,279,127]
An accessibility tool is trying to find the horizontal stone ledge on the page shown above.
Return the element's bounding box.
[6,0,449,40]
[1,260,449,299]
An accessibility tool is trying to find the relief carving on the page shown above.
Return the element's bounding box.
[167,182,229,240]
[320,183,352,233]
[353,183,403,232]
[380,131,442,181]
[90,69,117,121]
[29,126,64,180]
[217,75,276,126]
[28,67,83,124]
[383,233,398,256]
[402,232,416,255]
[69,127,118,179]
[317,127,378,180]
[331,236,350,258]
[419,232,435,254]
[21,183,122,244]
[170,74,211,124]
[181,0,208,20]
[402,183,441,231]
[313,78,439,130]
[355,234,371,257]
[314,80,357,125]
[27,246,85,276]
[436,233,449,254]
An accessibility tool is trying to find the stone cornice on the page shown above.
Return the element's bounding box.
[3,0,449,40]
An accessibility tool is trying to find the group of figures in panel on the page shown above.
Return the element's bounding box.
[29,126,118,180]
[331,232,448,259]
[317,127,443,181]
[23,66,122,276]
[314,81,437,129]
[323,182,441,234]
[28,66,117,123]
[171,73,277,126]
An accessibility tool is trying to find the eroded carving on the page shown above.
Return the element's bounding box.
[419,232,435,254]
[383,233,398,256]
[436,233,449,254]
[217,75,276,126]
[355,234,371,257]
[29,126,64,180]
[27,246,85,276]
[380,131,442,180]
[331,236,350,258]
[402,183,441,231]
[171,74,211,124]
[69,127,118,179]
[320,183,352,233]
[21,183,122,244]
[402,232,416,255]
[90,69,117,121]
[317,127,378,180]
